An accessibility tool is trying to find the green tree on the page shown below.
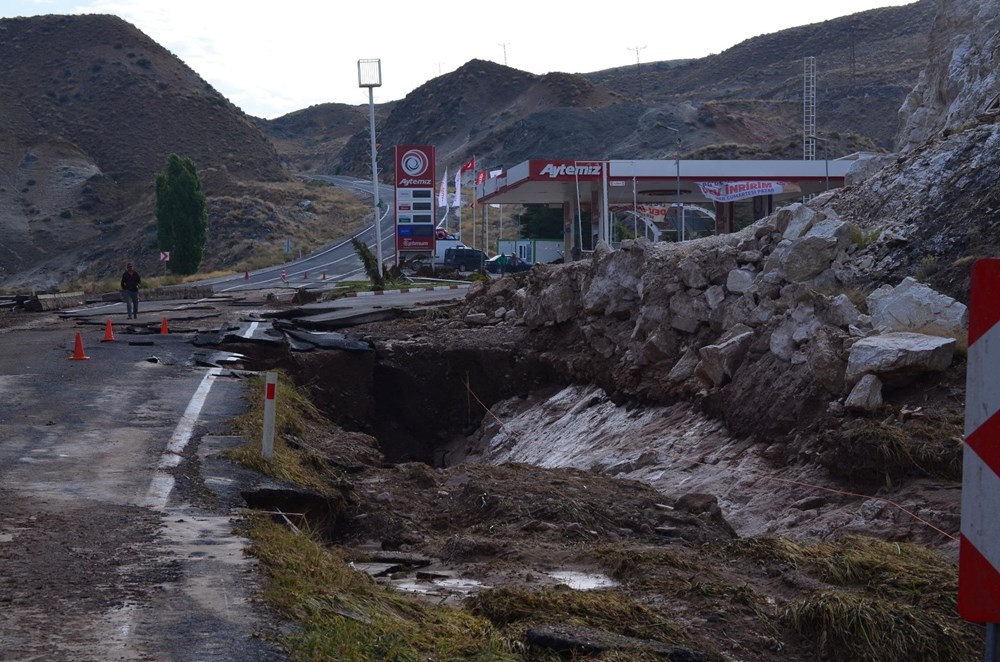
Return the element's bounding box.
[518,205,564,239]
[351,237,385,290]
[155,154,207,275]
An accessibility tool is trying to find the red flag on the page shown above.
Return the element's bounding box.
[475,170,487,185]
[460,156,476,173]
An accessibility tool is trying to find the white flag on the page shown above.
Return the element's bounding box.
[451,169,462,207]
[438,167,448,207]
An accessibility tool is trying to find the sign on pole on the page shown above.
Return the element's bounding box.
[960,259,1000,625]
[160,251,170,262]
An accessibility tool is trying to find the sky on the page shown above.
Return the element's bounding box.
[4,0,919,119]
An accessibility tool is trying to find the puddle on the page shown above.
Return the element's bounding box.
[393,577,484,596]
[544,570,617,590]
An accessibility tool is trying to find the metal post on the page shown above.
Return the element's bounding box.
[262,371,277,460]
[359,59,383,278]
[824,140,830,192]
[676,155,683,242]
[661,125,682,242]
[602,160,610,246]
[367,88,382,277]
[987,623,999,662]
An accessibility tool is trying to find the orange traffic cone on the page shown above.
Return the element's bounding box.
[67,332,90,360]
[322,271,327,280]
[101,319,115,342]
[303,271,308,280]
[160,318,169,334]
[244,269,250,280]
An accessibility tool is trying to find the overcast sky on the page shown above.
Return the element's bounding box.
[5,0,920,119]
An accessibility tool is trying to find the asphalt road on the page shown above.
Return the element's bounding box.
[0,308,283,660]
[202,175,398,294]
[0,281,472,659]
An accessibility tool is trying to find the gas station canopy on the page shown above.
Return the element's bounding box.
[476,157,863,208]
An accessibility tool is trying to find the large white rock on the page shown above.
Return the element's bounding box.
[866,277,968,340]
[845,332,955,383]
[781,235,839,282]
[726,268,754,293]
[782,204,819,240]
[845,374,884,411]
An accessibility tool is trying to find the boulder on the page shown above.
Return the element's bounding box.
[845,374,884,411]
[697,330,753,386]
[667,347,699,383]
[781,235,840,282]
[866,277,968,340]
[726,268,754,293]
[782,204,819,240]
[845,332,955,383]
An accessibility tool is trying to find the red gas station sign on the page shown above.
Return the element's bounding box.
[394,145,436,253]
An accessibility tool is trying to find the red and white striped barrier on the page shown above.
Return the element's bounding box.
[343,284,468,297]
[262,371,277,460]
[961,259,1000,622]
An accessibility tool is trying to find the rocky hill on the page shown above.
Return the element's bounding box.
[0,14,363,289]
[326,0,934,180]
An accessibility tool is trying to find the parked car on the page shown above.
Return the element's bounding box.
[443,247,487,272]
[485,255,532,274]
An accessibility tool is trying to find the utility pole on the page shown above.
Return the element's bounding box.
[434,62,443,75]
[628,45,646,97]
[498,42,509,66]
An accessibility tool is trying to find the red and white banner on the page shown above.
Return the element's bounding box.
[452,169,462,208]
[609,203,673,217]
[697,180,799,203]
[438,167,448,207]
[960,258,1000,622]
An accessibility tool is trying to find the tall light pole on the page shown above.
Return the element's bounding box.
[358,58,383,277]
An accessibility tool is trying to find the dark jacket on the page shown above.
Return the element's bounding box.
[121,270,141,292]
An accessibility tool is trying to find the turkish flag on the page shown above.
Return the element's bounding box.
[460,156,476,173]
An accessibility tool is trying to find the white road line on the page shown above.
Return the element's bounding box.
[242,321,259,339]
[146,367,222,508]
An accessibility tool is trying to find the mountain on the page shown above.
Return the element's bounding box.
[323,0,934,180]
[0,14,359,288]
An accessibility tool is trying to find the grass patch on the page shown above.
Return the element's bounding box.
[784,590,977,662]
[822,414,964,484]
[469,586,692,647]
[727,536,979,660]
[246,516,517,661]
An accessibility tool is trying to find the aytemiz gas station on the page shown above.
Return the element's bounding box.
[393,144,863,264]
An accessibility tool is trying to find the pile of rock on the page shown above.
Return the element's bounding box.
[461,193,967,435]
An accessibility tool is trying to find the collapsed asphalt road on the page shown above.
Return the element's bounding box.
[0,285,469,660]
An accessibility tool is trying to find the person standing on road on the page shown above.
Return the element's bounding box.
[120,262,141,319]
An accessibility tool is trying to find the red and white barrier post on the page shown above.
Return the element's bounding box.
[961,258,1000,657]
[262,371,277,460]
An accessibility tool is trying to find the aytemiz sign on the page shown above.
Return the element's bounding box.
[394,145,436,254]
[530,160,604,181]
[960,259,1000,622]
